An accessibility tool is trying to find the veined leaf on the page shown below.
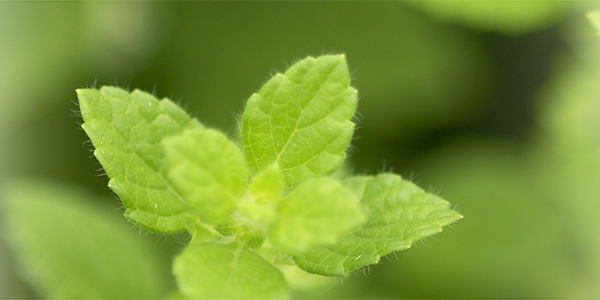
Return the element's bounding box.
[172,243,288,299]
[242,54,357,187]
[294,173,463,276]
[268,177,365,255]
[78,86,202,233]
[163,128,248,225]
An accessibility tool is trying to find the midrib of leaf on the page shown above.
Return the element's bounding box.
[271,60,343,172]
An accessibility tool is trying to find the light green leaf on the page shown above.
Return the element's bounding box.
[77,86,202,233]
[242,54,357,187]
[247,164,284,205]
[0,178,172,298]
[172,242,288,299]
[268,177,365,255]
[163,128,247,225]
[239,164,284,223]
[294,173,463,276]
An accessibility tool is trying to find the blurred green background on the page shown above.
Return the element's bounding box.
[2,1,600,298]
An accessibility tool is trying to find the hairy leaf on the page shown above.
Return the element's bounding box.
[163,128,247,225]
[172,243,288,299]
[268,177,365,255]
[78,86,202,233]
[242,54,357,187]
[294,173,463,276]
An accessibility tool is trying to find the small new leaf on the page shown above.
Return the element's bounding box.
[163,128,248,225]
[238,164,284,223]
[294,173,463,277]
[247,164,284,205]
[77,87,203,233]
[242,54,357,187]
[173,243,288,299]
[268,177,365,255]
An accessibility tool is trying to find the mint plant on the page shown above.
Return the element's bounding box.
[77,54,462,299]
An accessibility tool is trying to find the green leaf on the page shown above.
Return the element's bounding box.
[163,128,247,225]
[268,177,365,255]
[242,54,358,187]
[77,86,202,233]
[247,163,284,205]
[238,164,284,223]
[0,178,173,298]
[172,242,288,299]
[294,173,463,277]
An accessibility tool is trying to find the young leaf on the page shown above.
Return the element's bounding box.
[242,54,357,187]
[268,177,365,255]
[293,173,463,277]
[238,164,284,223]
[172,242,288,299]
[163,128,248,225]
[77,87,202,233]
[0,178,173,299]
[247,164,284,205]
